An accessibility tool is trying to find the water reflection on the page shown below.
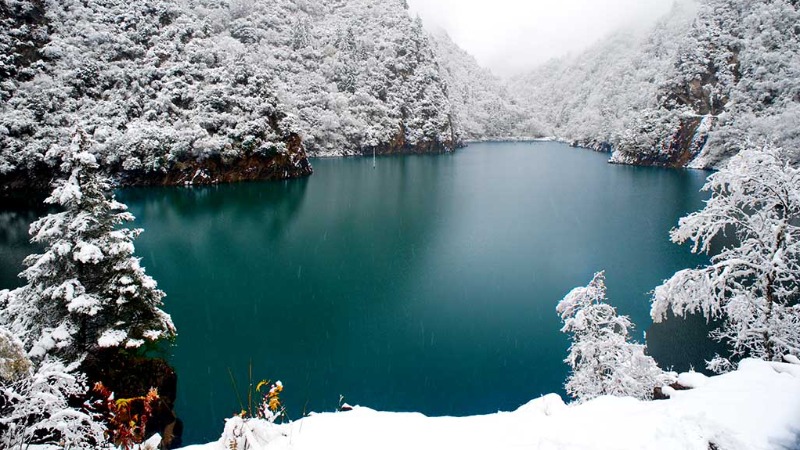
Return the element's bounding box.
[0,209,42,289]
[0,143,715,445]
[118,177,311,244]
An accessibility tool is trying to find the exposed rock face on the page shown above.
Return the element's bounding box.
[364,127,456,156]
[118,135,313,187]
[612,116,716,168]
[612,20,738,168]
[0,142,313,201]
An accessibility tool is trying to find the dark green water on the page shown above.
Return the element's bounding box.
[0,142,713,445]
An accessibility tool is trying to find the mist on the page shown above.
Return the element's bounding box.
[407,0,678,77]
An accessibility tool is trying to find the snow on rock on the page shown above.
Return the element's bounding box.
[676,370,709,389]
[142,433,162,450]
[180,359,800,450]
[513,393,567,416]
[661,385,678,398]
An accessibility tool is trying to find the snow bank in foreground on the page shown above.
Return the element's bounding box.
[182,359,800,450]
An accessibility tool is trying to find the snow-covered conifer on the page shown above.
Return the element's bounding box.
[558,272,669,402]
[0,132,175,365]
[652,145,800,371]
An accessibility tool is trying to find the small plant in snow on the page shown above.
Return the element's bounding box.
[254,380,285,423]
[91,382,160,449]
[221,379,287,449]
[558,272,670,402]
[652,145,800,371]
[0,131,176,365]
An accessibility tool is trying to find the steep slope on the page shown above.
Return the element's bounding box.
[680,0,800,168]
[0,0,459,197]
[0,0,313,197]
[176,0,458,157]
[429,30,541,141]
[511,0,800,169]
[509,3,698,158]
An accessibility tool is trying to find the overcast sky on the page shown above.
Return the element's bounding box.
[407,0,675,76]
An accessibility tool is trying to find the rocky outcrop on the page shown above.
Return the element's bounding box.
[512,0,799,169]
[364,127,457,156]
[612,38,736,168]
[612,115,715,168]
[118,135,313,187]
[0,140,313,202]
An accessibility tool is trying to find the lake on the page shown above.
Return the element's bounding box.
[0,142,714,445]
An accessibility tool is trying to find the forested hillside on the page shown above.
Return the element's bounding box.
[0,0,458,196]
[509,3,697,153]
[3,0,798,182]
[510,0,800,169]
[0,0,312,195]
[237,0,457,156]
[429,30,542,141]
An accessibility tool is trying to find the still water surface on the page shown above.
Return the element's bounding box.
[0,142,712,445]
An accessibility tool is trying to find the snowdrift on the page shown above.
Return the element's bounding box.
[182,359,800,450]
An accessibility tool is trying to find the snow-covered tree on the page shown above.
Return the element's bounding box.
[0,132,175,365]
[557,272,669,402]
[0,348,107,448]
[0,325,106,448]
[652,145,800,371]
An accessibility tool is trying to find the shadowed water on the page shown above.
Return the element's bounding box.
[0,142,713,445]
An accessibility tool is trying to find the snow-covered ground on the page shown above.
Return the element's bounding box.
[182,359,800,450]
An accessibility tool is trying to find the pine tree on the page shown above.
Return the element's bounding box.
[652,145,800,371]
[557,272,668,402]
[0,132,175,365]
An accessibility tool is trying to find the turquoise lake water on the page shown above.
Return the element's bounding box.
[0,142,714,445]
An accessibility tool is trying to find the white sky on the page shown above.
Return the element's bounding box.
[407,0,675,76]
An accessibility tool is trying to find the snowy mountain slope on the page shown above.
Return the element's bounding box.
[510,0,800,169]
[230,0,458,157]
[0,0,313,196]
[508,2,698,158]
[0,0,458,197]
[428,30,542,141]
[182,359,800,450]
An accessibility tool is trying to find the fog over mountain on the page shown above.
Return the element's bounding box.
[408,0,675,76]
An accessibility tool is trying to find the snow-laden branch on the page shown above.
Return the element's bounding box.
[652,145,800,370]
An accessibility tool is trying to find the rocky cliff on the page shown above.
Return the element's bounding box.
[510,0,800,169]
